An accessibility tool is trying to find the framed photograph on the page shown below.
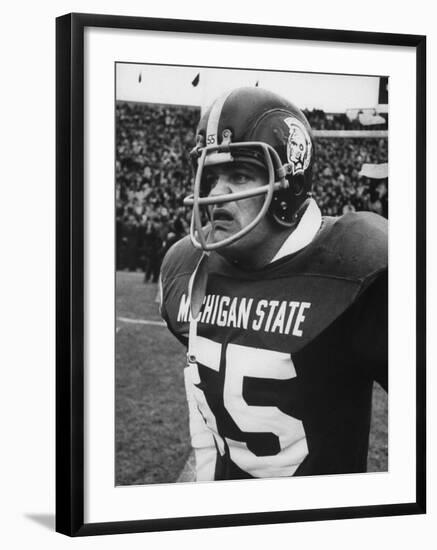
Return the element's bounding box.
[56,13,426,536]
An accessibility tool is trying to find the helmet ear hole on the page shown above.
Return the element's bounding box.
[271,174,311,227]
[271,189,295,226]
[290,174,305,197]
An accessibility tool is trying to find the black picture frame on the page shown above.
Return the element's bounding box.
[56,12,426,537]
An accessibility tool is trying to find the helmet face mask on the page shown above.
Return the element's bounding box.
[183,87,314,251]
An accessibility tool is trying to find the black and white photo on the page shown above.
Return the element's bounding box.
[115,64,389,485]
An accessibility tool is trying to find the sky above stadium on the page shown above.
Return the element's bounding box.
[116,63,382,113]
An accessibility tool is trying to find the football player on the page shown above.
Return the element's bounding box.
[160,87,388,481]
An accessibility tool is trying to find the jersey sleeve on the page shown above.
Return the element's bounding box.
[157,272,187,347]
[349,270,388,391]
[159,236,202,348]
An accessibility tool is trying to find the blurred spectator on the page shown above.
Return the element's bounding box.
[142,219,163,283]
[313,138,388,217]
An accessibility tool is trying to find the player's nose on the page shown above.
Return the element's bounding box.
[209,173,232,197]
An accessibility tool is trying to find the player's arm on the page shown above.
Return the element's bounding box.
[184,362,217,481]
[350,270,388,391]
[159,272,217,480]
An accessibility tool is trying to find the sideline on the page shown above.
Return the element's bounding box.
[117,316,166,327]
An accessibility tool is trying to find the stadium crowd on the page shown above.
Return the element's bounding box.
[116,102,388,276]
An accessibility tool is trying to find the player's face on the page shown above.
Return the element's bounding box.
[204,161,276,259]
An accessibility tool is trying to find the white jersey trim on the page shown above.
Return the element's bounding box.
[270,199,322,263]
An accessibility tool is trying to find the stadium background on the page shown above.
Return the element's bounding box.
[115,67,388,485]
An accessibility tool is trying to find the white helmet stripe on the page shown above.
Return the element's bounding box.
[206,90,234,146]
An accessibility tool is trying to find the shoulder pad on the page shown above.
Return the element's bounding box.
[161,235,202,286]
[299,212,387,283]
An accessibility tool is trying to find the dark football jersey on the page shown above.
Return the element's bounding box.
[160,212,388,480]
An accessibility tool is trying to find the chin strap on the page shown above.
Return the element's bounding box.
[188,252,210,319]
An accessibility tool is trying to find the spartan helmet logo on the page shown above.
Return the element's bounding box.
[284,117,312,176]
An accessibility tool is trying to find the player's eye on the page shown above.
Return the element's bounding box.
[233,172,250,184]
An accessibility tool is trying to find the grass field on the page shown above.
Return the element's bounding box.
[115,271,388,485]
[115,272,189,485]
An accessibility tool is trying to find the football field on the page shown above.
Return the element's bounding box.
[115,271,388,485]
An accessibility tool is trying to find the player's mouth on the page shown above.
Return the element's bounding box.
[212,208,234,229]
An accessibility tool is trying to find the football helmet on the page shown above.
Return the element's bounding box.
[184,86,314,251]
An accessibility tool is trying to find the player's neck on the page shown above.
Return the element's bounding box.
[253,229,295,268]
[220,227,295,270]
